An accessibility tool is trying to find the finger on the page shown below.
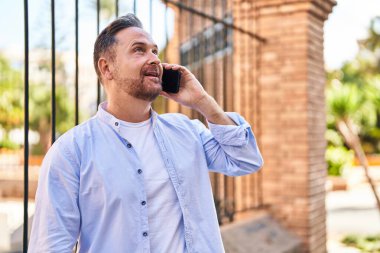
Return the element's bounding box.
[170,65,181,71]
[161,63,187,72]
[162,63,179,70]
[161,63,172,69]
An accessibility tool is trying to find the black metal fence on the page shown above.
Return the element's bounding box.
[19,0,265,251]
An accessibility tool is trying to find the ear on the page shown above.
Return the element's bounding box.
[98,57,113,80]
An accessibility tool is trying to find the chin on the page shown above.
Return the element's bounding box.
[134,89,161,102]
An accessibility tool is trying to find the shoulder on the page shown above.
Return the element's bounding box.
[47,117,98,163]
[56,117,96,144]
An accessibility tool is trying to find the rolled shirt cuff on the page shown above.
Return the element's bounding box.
[207,112,251,146]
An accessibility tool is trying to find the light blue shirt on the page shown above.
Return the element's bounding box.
[118,115,186,253]
[29,102,264,253]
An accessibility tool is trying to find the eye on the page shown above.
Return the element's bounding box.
[152,49,158,55]
[134,47,144,53]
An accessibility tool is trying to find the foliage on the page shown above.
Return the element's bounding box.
[0,54,74,153]
[325,129,353,176]
[29,82,74,135]
[326,81,377,134]
[325,17,380,182]
[0,138,19,150]
[0,54,23,131]
[342,234,380,252]
[28,82,74,154]
[326,16,380,155]
[325,146,353,176]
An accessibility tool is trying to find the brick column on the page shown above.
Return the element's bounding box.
[253,0,335,252]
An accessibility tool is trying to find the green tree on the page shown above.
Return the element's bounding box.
[0,54,74,153]
[29,82,74,154]
[326,16,380,214]
[0,55,23,130]
[0,55,23,149]
[326,81,380,213]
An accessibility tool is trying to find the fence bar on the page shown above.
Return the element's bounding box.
[222,0,227,111]
[51,0,56,144]
[75,0,79,125]
[163,0,169,112]
[166,0,266,42]
[133,0,136,14]
[199,0,206,116]
[116,0,119,17]
[254,1,264,208]
[96,0,101,106]
[164,0,168,61]
[188,0,194,118]
[149,0,153,34]
[211,0,217,104]
[210,0,220,223]
[178,4,182,114]
[221,0,235,222]
[23,0,29,251]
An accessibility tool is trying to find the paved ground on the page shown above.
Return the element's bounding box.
[326,166,380,252]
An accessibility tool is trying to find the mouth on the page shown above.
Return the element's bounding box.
[144,72,159,77]
[143,69,161,85]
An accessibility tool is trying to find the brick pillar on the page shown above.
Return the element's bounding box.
[253,0,335,252]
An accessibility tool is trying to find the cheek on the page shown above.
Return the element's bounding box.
[127,60,145,77]
[116,66,139,79]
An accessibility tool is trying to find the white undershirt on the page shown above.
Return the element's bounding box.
[118,116,187,253]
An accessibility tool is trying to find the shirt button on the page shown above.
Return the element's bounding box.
[137,169,143,174]
[127,143,132,148]
[141,201,146,206]
[143,232,148,237]
[114,122,119,126]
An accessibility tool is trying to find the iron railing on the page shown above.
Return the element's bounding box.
[19,0,265,251]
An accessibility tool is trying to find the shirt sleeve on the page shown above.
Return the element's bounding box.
[28,140,80,253]
[191,112,264,176]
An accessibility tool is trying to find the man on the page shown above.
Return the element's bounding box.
[29,14,263,253]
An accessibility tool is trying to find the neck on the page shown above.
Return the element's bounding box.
[106,94,152,123]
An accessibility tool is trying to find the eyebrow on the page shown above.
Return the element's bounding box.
[131,41,158,49]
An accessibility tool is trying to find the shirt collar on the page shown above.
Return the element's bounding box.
[96,101,158,133]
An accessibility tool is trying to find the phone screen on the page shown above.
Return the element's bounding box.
[162,69,181,93]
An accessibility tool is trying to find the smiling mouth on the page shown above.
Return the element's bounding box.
[144,72,159,77]
[143,70,161,84]
[143,74,160,84]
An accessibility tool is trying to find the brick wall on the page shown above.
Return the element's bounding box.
[254,0,335,252]
[165,0,335,252]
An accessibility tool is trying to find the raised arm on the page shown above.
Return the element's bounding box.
[160,63,263,176]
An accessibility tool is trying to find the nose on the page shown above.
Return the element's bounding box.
[148,51,161,65]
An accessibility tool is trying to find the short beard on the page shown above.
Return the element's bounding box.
[114,72,162,102]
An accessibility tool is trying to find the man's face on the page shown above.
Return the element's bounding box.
[110,27,163,102]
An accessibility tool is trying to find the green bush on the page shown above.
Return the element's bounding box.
[342,234,380,252]
[326,146,354,176]
[0,138,19,150]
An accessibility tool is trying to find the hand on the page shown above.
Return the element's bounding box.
[160,63,236,126]
[160,63,208,111]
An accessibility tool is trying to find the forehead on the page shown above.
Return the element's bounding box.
[115,27,156,47]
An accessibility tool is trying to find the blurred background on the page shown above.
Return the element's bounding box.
[0,0,379,252]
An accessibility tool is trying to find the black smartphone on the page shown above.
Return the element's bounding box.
[162,68,181,93]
